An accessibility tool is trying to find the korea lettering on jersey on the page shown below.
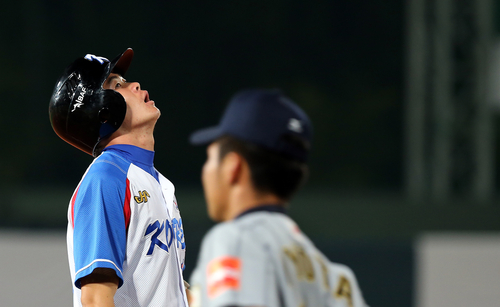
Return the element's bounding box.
[67,146,188,307]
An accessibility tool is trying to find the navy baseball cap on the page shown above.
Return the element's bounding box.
[189,89,313,161]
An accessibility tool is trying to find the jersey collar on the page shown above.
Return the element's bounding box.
[235,204,287,219]
[103,144,155,166]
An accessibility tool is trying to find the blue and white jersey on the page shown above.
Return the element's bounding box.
[67,145,188,307]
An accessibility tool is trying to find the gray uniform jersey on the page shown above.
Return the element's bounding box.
[189,209,367,307]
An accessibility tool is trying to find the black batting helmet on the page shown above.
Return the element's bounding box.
[49,48,134,157]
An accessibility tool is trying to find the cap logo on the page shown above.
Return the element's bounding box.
[288,118,303,133]
[84,54,109,64]
[71,86,86,112]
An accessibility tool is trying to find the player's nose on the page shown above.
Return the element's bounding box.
[128,81,141,92]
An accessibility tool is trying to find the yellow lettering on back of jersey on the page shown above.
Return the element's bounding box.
[283,245,315,282]
[316,255,330,290]
[335,275,353,307]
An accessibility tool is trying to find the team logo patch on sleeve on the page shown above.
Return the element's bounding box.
[206,256,241,298]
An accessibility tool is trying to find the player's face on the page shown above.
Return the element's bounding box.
[202,142,229,222]
[103,73,160,129]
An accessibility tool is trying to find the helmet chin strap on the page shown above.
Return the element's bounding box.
[92,139,102,158]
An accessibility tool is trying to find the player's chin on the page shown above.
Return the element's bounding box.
[207,206,224,222]
[206,205,217,221]
[152,106,161,119]
[146,110,161,125]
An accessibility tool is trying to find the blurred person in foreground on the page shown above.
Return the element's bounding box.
[49,48,188,307]
[187,89,368,307]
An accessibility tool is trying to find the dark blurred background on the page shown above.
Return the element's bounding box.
[1,1,500,306]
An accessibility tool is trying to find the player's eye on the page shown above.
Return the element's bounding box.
[115,82,122,89]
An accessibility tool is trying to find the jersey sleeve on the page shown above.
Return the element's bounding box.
[189,223,272,307]
[71,160,129,289]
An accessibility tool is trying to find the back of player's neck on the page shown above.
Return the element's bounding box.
[227,191,284,220]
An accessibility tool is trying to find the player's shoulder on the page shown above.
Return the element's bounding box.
[237,210,295,231]
[201,211,293,254]
[200,216,257,250]
[203,219,244,244]
[211,211,287,234]
[81,151,131,184]
[329,261,357,280]
[91,151,131,173]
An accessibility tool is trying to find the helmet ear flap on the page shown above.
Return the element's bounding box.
[91,90,127,157]
[98,107,110,123]
[92,89,127,137]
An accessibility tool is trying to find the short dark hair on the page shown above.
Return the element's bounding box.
[217,135,309,201]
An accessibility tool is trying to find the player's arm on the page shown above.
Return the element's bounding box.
[72,163,127,305]
[80,268,120,307]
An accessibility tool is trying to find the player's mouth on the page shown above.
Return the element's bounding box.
[143,91,155,106]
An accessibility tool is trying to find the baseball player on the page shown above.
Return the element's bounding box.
[187,89,368,307]
[49,48,188,307]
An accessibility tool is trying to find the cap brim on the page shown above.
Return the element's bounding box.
[189,126,224,145]
[110,48,134,76]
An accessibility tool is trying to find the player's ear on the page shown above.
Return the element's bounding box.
[221,151,243,185]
